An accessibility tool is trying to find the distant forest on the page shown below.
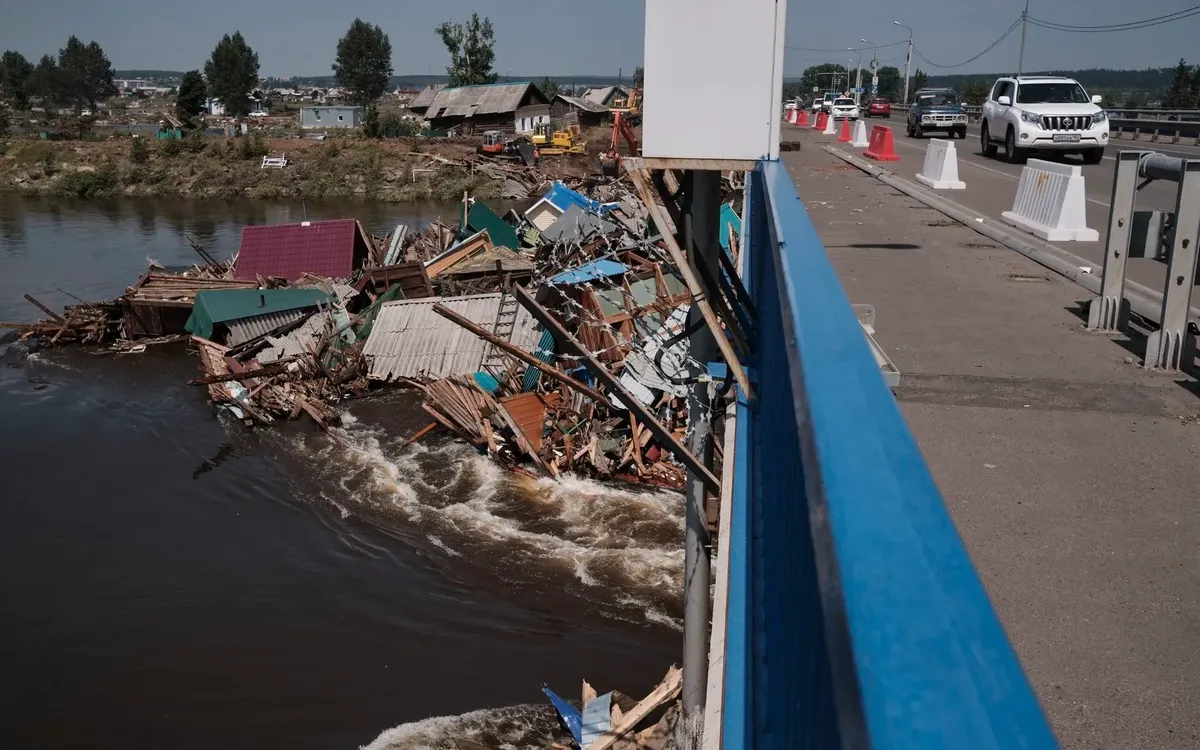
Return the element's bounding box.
[115,71,634,90]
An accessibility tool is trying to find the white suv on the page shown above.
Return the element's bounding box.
[980,76,1109,164]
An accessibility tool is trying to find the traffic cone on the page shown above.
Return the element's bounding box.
[798,109,809,127]
[850,119,870,147]
[813,112,824,130]
[837,118,852,143]
[864,125,901,162]
[823,113,837,135]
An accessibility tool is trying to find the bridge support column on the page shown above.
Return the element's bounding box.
[682,170,720,724]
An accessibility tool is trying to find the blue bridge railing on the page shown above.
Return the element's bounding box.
[718,160,1060,748]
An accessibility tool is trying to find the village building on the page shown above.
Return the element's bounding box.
[581,85,631,109]
[418,82,550,134]
[234,219,372,281]
[550,94,611,129]
[299,105,365,129]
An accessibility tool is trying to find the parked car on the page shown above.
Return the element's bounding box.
[830,97,859,120]
[821,92,839,113]
[905,88,968,140]
[864,97,891,118]
[812,97,824,112]
[979,75,1108,164]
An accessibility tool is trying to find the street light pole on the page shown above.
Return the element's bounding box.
[895,21,914,104]
[860,38,878,98]
[1017,0,1030,76]
[848,48,863,105]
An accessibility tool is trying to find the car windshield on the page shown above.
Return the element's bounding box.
[1017,82,1089,104]
[919,93,958,107]
[834,98,855,106]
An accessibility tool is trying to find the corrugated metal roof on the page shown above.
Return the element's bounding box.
[619,305,692,405]
[555,94,609,114]
[363,293,540,381]
[424,82,544,119]
[257,311,332,363]
[185,288,332,341]
[583,86,628,106]
[543,182,615,214]
[541,204,620,244]
[234,219,364,281]
[408,84,445,112]
[225,308,311,347]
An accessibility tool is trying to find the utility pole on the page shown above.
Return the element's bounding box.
[1017,0,1030,76]
[895,21,914,105]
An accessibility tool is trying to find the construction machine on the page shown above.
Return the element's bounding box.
[531,123,586,155]
[610,87,643,126]
[477,131,539,165]
[599,111,640,176]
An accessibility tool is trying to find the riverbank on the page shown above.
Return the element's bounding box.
[0,132,601,203]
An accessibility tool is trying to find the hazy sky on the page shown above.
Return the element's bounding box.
[0,0,1195,78]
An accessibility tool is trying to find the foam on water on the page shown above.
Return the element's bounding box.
[361,703,563,750]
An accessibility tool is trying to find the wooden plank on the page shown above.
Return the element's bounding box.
[24,294,64,323]
[512,285,720,494]
[626,167,753,400]
[402,422,439,448]
[586,666,682,750]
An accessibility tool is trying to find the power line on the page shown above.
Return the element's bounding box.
[786,39,907,53]
[912,17,1022,69]
[1028,4,1200,32]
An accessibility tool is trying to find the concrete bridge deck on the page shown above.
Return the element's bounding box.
[781,136,1200,748]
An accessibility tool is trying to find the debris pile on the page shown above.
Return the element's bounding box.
[4,172,745,492]
[543,666,682,750]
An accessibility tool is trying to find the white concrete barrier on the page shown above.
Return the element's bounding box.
[915,139,965,190]
[850,119,870,148]
[823,113,837,135]
[1001,159,1098,242]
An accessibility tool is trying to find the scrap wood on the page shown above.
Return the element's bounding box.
[186,362,295,386]
[626,167,753,400]
[513,284,719,494]
[586,666,682,750]
[23,294,64,323]
[402,422,439,448]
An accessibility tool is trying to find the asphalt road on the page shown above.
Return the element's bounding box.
[792,119,1200,301]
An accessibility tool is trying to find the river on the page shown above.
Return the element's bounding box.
[0,194,683,750]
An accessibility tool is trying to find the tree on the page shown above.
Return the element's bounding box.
[175,70,207,121]
[634,66,644,89]
[28,54,64,106]
[875,65,901,101]
[57,37,117,115]
[436,13,498,87]
[961,79,990,106]
[1,50,35,110]
[1163,58,1195,108]
[1123,91,1149,108]
[333,18,393,106]
[799,63,852,96]
[540,77,560,99]
[205,32,260,117]
[912,68,928,97]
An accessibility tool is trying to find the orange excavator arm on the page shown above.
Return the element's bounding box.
[601,111,641,175]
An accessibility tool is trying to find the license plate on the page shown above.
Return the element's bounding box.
[1053,133,1081,142]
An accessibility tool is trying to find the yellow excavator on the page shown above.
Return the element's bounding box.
[532,123,587,155]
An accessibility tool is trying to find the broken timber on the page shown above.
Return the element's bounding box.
[626,167,754,400]
[512,284,721,494]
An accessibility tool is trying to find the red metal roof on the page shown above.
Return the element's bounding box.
[234,219,363,281]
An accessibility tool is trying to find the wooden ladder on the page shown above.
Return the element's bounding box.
[481,292,520,374]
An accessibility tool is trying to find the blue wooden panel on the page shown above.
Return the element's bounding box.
[721,162,1059,749]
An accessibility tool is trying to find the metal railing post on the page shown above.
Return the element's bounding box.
[1146,159,1200,371]
[1087,151,1144,332]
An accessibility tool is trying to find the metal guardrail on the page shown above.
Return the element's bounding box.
[719,159,1059,748]
[883,104,1200,142]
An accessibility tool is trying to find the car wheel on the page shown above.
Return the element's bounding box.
[1082,148,1105,165]
[981,122,998,157]
[955,128,967,140]
[1004,127,1026,163]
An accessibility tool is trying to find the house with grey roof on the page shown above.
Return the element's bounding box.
[582,85,631,108]
[551,94,611,128]
[420,82,549,134]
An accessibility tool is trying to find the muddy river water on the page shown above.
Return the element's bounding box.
[0,194,681,749]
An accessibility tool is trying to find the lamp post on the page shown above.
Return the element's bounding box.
[860,38,878,99]
[894,21,914,104]
[849,49,862,105]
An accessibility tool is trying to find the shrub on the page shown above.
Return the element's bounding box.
[161,137,184,157]
[55,162,120,198]
[237,131,268,160]
[130,136,150,165]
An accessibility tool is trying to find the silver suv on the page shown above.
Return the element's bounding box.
[979,76,1108,164]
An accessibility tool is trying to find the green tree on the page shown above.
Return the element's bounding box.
[436,13,498,87]
[634,66,644,89]
[363,104,382,138]
[1,50,35,110]
[875,65,901,100]
[961,79,991,106]
[57,37,117,115]
[540,77,560,98]
[129,135,149,164]
[333,18,393,106]
[1123,91,1148,108]
[799,63,852,96]
[205,32,260,117]
[1163,58,1195,108]
[29,54,64,107]
[911,68,928,98]
[175,70,207,121]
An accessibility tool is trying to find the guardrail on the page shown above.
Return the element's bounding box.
[718,159,1059,748]
[881,104,1200,143]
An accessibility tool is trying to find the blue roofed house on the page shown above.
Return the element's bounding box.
[523,181,618,233]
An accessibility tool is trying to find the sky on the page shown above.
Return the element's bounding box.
[0,0,1196,79]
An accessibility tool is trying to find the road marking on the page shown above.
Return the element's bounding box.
[891,136,1111,208]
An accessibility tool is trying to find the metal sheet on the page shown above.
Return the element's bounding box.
[424,82,540,119]
[363,293,540,381]
[223,308,309,347]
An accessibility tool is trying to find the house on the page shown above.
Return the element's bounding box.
[407,84,446,116]
[184,288,333,345]
[299,105,364,129]
[514,103,551,134]
[551,94,611,128]
[234,219,372,281]
[421,82,549,134]
[582,85,631,108]
[206,98,225,117]
[205,90,266,117]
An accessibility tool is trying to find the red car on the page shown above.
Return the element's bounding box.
[865,97,891,118]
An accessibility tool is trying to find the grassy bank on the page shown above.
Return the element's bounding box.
[0,134,514,203]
